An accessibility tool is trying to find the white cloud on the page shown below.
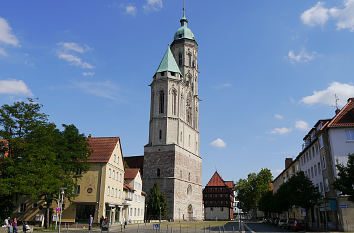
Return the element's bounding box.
[271,127,291,135]
[210,138,226,148]
[57,42,94,69]
[330,0,354,31]
[301,0,354,31]
[0,17,19,46]
[301,82,354,107]
[58,42,89,53]
[0,79,33,96]
[0,48,7,56]
[274,114,284,120]
[73,80,120,100]
[82,72,95,77]
[301,2,329,26]
[287,50,316,63]
[58,53,94,69]
[295,120,310,131]
[144,0,163,11]
[126,5,137,16]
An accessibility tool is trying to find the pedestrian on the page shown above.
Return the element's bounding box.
[11,218,18,233]
[5,217,12,233]
[100,216,104,229]
[22,222,27,233]
[88,215,93,231]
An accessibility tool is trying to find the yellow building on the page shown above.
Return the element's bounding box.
[60,136,125,225]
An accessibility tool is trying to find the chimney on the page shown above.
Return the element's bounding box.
[335,108,340,115]
[285,158,293,169]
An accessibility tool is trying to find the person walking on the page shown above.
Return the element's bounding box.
[88,215,93,231]
[5,217,12,233]
[11,218,18,233]
[100,216,104,230]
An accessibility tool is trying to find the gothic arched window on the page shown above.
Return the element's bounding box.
[188,53,192,67]
[178,53,182,66]
[159,130,162,140]
[187,185,192,196]
[159,91,164,114]
[188,172,190,181]
[172,89,177,115]
[157,168,160,177]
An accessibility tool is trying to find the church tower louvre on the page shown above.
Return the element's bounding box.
[143,9,202,220]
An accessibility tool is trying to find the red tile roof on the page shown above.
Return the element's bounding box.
[328,98,354,128]
[206,171,227,187]
[123,182,134,191]
[124,156,144,176]
[225,181,235,190]
[124,168,140,179]
[141,191,146,196]
[87,137,121,163]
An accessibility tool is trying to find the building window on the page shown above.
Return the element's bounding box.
[314,165,317,176]
[159,130,162,140]
[221,207,223,212]
[187,185,192,196]
[114,154,116,162]
[161,72,165,76]
[188,53,192,67]
[311,167,314,178]
[109,168,111,178]
[178,53,182,66]
[320,182,323,192]
[157,168,160,177]
[319,135,324,148]
[345,129,354,141]
[76,185,80,195]
[210,207,213,211]
[322,156,326,169]
[113,170,115,180]
[172,90,177,115]
[180,170,182,179]
[171,72,175,76]
[189,135,191,147]
[318,162,321,173]
[159,91,165,114]
[107,186,110,196]
[19,203,26,213]
[324,178,329,192]
[188,172,190,181]
[180,132,183,142]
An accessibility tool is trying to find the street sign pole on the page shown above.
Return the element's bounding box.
[58,188,65,233]
[55,190,60,229]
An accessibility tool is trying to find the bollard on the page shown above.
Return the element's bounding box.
[121,224,123,232]
[180,224,181,233]
[137,223,139,233]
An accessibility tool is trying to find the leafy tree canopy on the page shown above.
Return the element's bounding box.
[333,153,354,202]
[235,168,273,212]
[0,99,91,225]
[146,182,167,220]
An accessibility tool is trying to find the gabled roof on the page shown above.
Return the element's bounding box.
[156,47,181,75]
[225,181,235,190]
[206,171,227,187]
[328,98,354,128]
[124,168,140,179]
[124,156,144,176]
[87,137,121,163]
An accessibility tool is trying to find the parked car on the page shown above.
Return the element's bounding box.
[289,219,306,231]
[278,218,287,228]
[287,218,296,229]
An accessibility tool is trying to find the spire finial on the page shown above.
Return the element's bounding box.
[183,0,186,17]
[180,0,188,26]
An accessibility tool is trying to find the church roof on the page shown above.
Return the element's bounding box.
[173,10,195,41]
[124,155,144,176]
[87,136,121,163]
[327,98,354,128]
[156,46,181,75]
[206,171,228,187]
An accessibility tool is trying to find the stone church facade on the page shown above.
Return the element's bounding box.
[143,10,203,220]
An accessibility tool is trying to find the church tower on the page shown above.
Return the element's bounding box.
[143,9,202,220]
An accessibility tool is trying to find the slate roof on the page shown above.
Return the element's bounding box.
[124,156,144,176]
[124,168,140,179]
[328,98,354,128]
[156,47,182,75]
[206,171,227,187]
[87,137,121,163]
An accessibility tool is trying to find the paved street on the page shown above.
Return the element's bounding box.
[244,222,290,232]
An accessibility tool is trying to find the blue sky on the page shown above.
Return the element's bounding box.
[1,0,354,186]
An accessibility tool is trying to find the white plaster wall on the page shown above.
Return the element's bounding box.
[328,128,354,176]
[126,173,145,223]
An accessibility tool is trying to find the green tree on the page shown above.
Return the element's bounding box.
[333,153,354,202]
[258,191,274,216]
[235,168,273,213]
[146,183,167,220]
[0,99,91,227]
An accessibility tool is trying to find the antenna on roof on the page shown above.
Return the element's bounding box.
[335,94,340,115]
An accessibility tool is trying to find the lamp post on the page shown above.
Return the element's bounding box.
[58,188,66,233]
[159,206,161,233]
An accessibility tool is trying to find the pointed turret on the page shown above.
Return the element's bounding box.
[174,8,195,41]
[156,46,182,75]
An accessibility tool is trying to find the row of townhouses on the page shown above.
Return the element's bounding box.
[273,98,354,231]
[12,136,146,226]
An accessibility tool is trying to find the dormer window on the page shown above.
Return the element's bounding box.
[178,53,183,66]
[161,72,165,76]
[171,72,175,76]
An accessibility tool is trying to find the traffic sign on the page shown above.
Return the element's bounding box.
[154,224,160,230]
[56,208,61,212]
[340,204,349,209]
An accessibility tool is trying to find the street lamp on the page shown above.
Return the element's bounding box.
[159,206,161,233]
[58,188,66,233]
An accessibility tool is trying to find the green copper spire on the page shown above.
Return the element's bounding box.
[156,46,182,75]
[174,7,195,41]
